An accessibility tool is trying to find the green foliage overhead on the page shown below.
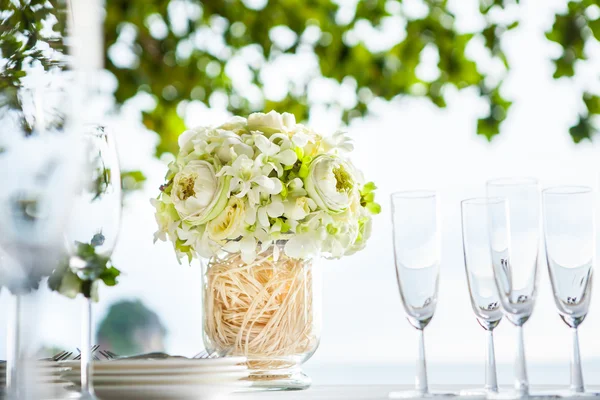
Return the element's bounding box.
[546,0,600,142]
[103,0,518,152]
[2,0,599,148]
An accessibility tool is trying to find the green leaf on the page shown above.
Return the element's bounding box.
[588,17,600,41]
[583,93,600,115]
[99,266,121,287]
[569,115,594,143]
[366,202,381,215]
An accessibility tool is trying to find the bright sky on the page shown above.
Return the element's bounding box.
[1,0,600,382]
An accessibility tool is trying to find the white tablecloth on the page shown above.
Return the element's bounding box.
[232,385,600,399]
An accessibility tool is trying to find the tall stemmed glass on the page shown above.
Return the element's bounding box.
[0,84,82,398]
[486,178,540,398]
[461,198,505,396]
[543,186,598,397]
[390,191,454,399]
[65,126,121,400]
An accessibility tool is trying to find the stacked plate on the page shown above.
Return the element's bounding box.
[60,357,250,399]
[0,361,74,397]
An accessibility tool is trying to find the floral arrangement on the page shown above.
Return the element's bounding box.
[152,110,380,263]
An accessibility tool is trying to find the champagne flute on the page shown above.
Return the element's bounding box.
[65,126,122,400]
[390,191,454,399]
[461,198,504,396]
[543,186,598,397]
[486,178,544,398]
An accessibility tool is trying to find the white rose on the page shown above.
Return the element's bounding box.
[218,116,248,134]
[247,110,297,133]
[206,197,246,241]
[303,155,356,214]
[170,160,230,225]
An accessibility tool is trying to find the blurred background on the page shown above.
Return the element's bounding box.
[1,0,600,388]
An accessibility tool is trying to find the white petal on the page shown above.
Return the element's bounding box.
[275,149,297,166]
[241,248,257,264]
[239,235,256,253]
[264,178,283,194]
[258,207,270,227]
[223,241,240,253]
[267,201,284,217]
[292,132,309,147]
[282,112,296,128]
[178,129,196,150]
[260,240,272,254]
[254,134,278,156]
[245,206,257,225]
[253,175,274,190]
[274,162,283,177]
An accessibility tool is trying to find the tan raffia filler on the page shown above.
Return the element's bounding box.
[203,249,316,372]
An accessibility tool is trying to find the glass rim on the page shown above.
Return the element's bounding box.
[390,190,437,200]
[486,177,539,187]
[461,196,507,206]
[542,185,593,196]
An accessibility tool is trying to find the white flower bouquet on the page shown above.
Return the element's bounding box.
[152,111,379,387]
[152,110,380,264]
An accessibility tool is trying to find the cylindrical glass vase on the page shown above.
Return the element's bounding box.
[201,242,321,390]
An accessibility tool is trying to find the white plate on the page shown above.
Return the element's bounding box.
[66,371,249,385]
[63,364,248,376]
[94,382,250,400]
[60,357,246,370]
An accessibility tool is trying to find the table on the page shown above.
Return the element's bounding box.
[232,385,600,399]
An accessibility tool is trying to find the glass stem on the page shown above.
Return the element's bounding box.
[6,294,21,397]
[570,327,584,393]
[515,325,529,396]
[81,296,95,397]
[485,330,498,393]
[415,328,429,394]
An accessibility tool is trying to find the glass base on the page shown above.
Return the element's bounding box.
[67,390,98,400]
[245,369,311,391]
[389,390,457,398]
[539,390,600,398]
[489,390,562,399]
[459,388,495,398]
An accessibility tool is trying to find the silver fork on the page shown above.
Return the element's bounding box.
[46,350,73,362]
[99,350,117,360]
[74,345,101,361]
[193,348,231,359]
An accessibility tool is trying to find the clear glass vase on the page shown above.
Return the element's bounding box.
[201,242,321,390]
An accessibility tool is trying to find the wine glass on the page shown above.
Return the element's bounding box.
[390,191,454,399]
[486,178,543,398]
[65,126,122,400]
[460,197,504,396]
[543,186,599,397]
[0,84,82,398]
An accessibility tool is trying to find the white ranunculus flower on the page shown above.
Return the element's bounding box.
[303,155,356,214]
[247,110,297,133]
[170,160,230,225]
[206,197,246,241]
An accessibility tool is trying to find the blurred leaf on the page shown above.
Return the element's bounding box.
[569,115,593,143]
[121,170,147,194]
[583,93,600,114]
[477,83,512,141]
